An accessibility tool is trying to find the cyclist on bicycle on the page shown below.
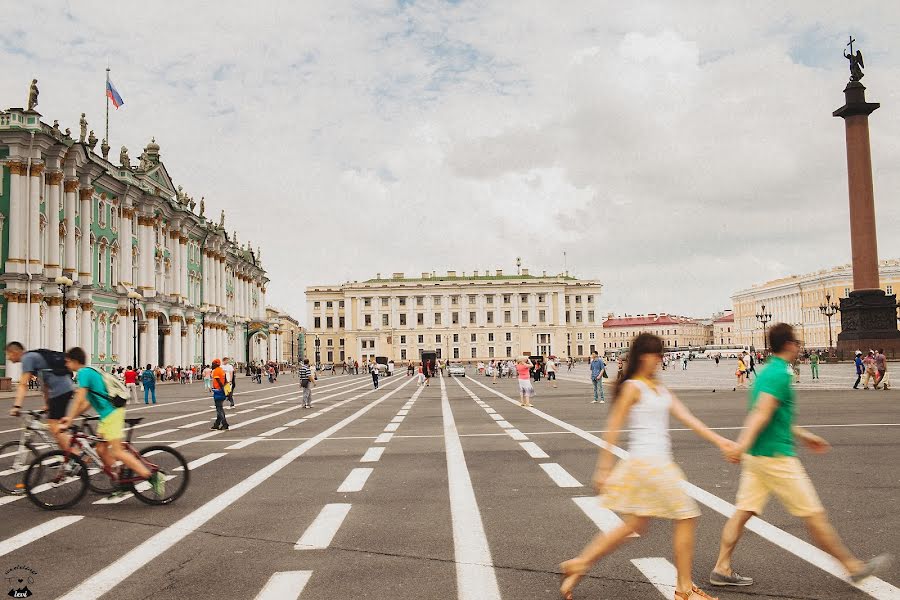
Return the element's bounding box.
[58,347,163,496]
[6,341,75,451]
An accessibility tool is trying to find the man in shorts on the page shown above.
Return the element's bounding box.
[59,347,163,497]
[298,359,315,408]
[711,323,891,588]
[6,342,75,450]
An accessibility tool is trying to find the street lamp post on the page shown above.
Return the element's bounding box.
[55,276,74,351]
[198,305,210,366]
[314,334,321,370]
[127,291,142,367]
[819,294,840,355]
[756,304,773,355]
[244,319,252,376]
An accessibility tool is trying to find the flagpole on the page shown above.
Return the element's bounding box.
[105,67,110,145]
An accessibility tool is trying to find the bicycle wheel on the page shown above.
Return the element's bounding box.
[85,456,118,495]
[0,440,39,495]
[24,450,89,510]
[131,445,189,505]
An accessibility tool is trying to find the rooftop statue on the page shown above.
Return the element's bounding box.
[120,146,131,169]
[26,79,39,111]
[79,113,87,143]
[88,130,98,150]
[219,209,225,228]
[199,197,205,217]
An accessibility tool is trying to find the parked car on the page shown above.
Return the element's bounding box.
[447,363,466,377]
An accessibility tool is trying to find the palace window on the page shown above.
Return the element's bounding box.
[418,335,424,344]
[468,294,476,304]
[538,294,545,303]
[401,349,407,360]
[504,311,511,324]
[400,335,406,344]
[488,347,494,358]
[469,311,476,324]
[314,317,321,328]
[382,314,389,326]
[486,312,494,324]
[433,296,442,306]
[339,301,345,308]
[520,294,528,303]
[521,310,529,323]
[539,310,546,322]
[588,310,595,322]
[452,312,459,324]
[364,315,372,326]
[326,301,332,308]
[417,313,424,325]
[506,332,512,342]
[488,332,494,342]
[471,348,477,358]
[339,317,345,327]
[435,313,442,325]
[575,295,582,303]
[506,346,512,357]
[399,297,406,306]
[503,294,511,304]
[453,347,460,359]
[470,333,477,342]
[416,296,424,306]
[486,295,494,304]
[451,295,459,305]
[382,297,389,307]
[363,297,371,307]
[453,333,459,343]
[589,332,595,340]
[577,333,583,341]
[576,310,583,323]
[326,317,333,328]
[400,314,407,326]
[436,334,442,343]
[587,295,594,303]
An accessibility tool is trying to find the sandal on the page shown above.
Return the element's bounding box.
[559,559,587,599]
[675,585,718,600]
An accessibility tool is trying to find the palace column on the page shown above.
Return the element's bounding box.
[260,285,267,319]
[45,170,63,277]
[65,298,79,348]
[79,187,93,284]
[5,162,25,273]
[63,179,78,277]
[136,215,153,293]
[178,234,188,302]
[120,205,134,287]
[218,254,226,311]
[80,300,93,365]
[47,296,63,351]
[4,294,23,380]
[138,321,149,368]
[117,308,130,366]
[27,163,43,273]
[185,316,196,365]
[162,323,173,367]
[146,309,159,367]
[202,250,210,306]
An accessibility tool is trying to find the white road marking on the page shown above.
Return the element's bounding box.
[484,408,496,414]
[489,414,503,421]
[294,503,353,550]
[384,423,400,432]
[375,433,393,443]
[176,453,227,471]
[137,428,179,439]
[572,497,639,537]
[360,447,385,462]
[496,421,512,429]
[464,376,900,599]
[0,516,83,557]
[506,428,528,441]
[519,441,549,459]
[57,376,416,600]
[539,463,583,488]
[178,421,208,429]
[631,557,676,597]
[439,376,501,600]
[397,410,409,416]
[254,571,313,600]
[260,427,288,437]
[390,416,405,423]
[336,468,374,493]
[284,419,306,427]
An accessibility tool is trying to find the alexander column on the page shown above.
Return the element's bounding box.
[833,37,900,358]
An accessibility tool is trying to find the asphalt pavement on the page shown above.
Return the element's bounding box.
[0,369,897,600]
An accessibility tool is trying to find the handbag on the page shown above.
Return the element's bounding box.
[212,388,226,401]
[224,382,233,396]
[601,369,609,379]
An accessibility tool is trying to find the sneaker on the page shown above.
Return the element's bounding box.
[106,488,128,500]
[849,553,893,583]
[591,400,598,404]
[675,586,718,600]
[709,568,753,586]
[148,472,165,498]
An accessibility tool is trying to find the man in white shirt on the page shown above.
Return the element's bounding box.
[545,357,557,388]
[222,357,236,408]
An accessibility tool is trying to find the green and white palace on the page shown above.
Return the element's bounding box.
[0,104,277,380]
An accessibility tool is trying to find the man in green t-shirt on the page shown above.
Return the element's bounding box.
[810,351,820,380]
[710,323,891,589]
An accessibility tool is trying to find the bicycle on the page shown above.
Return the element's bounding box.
[0,410,96,495]
[23,416,189,510]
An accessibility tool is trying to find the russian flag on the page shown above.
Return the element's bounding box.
[106,78,124,109]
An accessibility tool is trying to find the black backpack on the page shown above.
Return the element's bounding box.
[33,349,72,377]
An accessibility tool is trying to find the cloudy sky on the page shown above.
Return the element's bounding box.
[4,1,900,323]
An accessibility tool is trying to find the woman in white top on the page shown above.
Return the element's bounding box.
[560,333,735,600]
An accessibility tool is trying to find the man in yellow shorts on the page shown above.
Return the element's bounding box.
[59,347,163,498]
[710,323,891,588]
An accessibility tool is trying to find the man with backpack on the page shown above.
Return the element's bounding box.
[298,358,315,408]
[59,347,164,498]
[6,341,76,450]
[140,364,157,404]
[210,359,229,430]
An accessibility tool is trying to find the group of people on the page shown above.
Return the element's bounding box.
[854,348,891,390]
[559,325,891,599]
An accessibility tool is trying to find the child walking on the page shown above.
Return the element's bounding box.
[560,333,735,600]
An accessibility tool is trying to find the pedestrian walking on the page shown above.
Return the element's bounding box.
[682,355,688,370]
[712,323,892,589]
[298,359,315,408]
[371,362,380,390]
[202,365,212,392]
[853,350,864,389]
[810,351,820,380]
[734,355,746,391]
[589,351,606,404]
[516,356,535,407]
[862,351,877,388]
[874,348,888,390]
[546,357,558,388]
[560,333,734,600]
[141,364,157,405]
[222,357,236,408]
[209,359,229,430]
[416,364,425,386]
[123,365,139,404]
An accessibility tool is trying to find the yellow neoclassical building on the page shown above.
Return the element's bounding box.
[731,259,900,350]
[304,270,603,364]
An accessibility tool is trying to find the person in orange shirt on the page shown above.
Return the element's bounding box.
[210,359,229,431]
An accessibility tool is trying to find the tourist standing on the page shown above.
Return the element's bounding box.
[560,333,734,600]
[141,364,157,405]
[371,362,380,390]
[416,364,425,386]
[735,355,746,391]
[545,357,557,388]
[589,351,606,404]
[123,365,138,404]
[853,350,864,389]
[712,323,892,588]
[516,356,534,407]
[202,365,212,392]
[298,359,315,408]
[209,359,229,430]
[222,357,236,408]
[810,351,820,380]
[874,349,888,390]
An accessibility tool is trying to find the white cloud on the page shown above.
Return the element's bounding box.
[3,0,900,323]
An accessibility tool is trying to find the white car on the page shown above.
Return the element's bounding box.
[447,363,466,377]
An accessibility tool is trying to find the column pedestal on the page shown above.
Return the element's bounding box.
[837,290,900,358]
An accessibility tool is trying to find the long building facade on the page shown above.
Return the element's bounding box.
[305,270,603,363]
[731,259,900,350]
[1,104,273,379]
[601,314,709,354]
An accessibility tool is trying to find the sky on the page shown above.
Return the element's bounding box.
[3,0,900,324]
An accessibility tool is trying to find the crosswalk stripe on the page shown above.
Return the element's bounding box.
[440,376,501,600]
[178,421,208,429]
[360,447,385,463]
[383,423,400,432]
[519,442,549,459]
[0,516,83,557]
[572,497,639,537]
[489,414,504,421]
[390,416,405,423]
[225,437,261,450]
[254,571,313,600]
[496,420,512,429]
[505,428,528,441]
[539,463,582,488]
[631,557,676,597]
[337,468,374,493]
[260,427,288,437]
[176,453,227,471]
[375,433,393,443]
[285,418,306,426]
[57,376,416,600]
[294,503,353,549]
[137,428,179,439]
